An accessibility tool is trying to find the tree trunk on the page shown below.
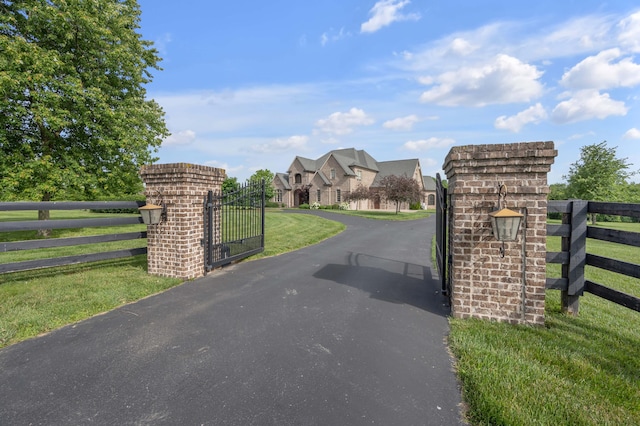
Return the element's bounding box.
[37,192,52,238]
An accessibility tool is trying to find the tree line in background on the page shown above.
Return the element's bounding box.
[549,141,639,223]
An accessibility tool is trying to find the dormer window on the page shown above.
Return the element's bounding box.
[295,173,302,184]
[356,170,362,181]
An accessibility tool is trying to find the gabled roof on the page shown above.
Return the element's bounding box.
[316,148,379,176]
[423,176,437,191]
[274,173,291,190]
[315,170,332,186]
[371,159,421,187]
[291,156,317,172]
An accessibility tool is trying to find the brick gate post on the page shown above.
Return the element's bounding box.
[140,163,225,279]
[443,142,557,325]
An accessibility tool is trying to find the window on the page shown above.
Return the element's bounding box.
[356,170,362,181]
[428,194,435,206]
[336,189,341,203]
[276,189,283,203]
[294,173,302,184]
[330,169,336,180]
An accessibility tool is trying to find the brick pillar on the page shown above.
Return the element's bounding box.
[140,163,225,279]
[443,142,557,325]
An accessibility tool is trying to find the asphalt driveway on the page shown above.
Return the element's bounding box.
[0,211,464,425]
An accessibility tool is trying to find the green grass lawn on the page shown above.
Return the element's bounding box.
[449,221,640,425]
[0,210,345,349]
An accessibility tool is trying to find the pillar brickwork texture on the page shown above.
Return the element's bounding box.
[443,142,557,325]
[140,163,225,280]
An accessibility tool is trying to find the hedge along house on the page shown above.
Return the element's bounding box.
[272,148,436,210]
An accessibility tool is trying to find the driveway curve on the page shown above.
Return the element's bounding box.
[0,211,464,425]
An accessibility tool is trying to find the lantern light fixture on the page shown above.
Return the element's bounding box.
[490,184,524,257]
[139,191,166,225]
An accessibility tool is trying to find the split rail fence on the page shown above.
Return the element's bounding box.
[546,200,640,313]
[0,201,146,274]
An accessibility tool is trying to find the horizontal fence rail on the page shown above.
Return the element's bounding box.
[546,200,640,313]
[0,201,147,275]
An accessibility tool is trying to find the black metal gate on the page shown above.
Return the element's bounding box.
[204,180,265,271]
[435,173,451,299]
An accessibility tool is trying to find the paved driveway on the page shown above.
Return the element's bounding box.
[0,212,464,425]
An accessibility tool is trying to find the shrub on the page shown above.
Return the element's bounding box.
[410,202,421,210]
[331,204,340,210]
[299,203,310,209]
[265,201,280,208]
[339,202,350,210]
[311,202,321,210]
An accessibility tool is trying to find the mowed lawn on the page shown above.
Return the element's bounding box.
[448,221,640,425]
[0,209,345,349]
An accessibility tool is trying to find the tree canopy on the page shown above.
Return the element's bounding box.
[378,174,422,214]
[249,169,275,201]
[564,142,634,203]
[0,0,168,201]
[344,184,370,210]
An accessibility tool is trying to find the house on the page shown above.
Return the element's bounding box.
[272,148,437,210]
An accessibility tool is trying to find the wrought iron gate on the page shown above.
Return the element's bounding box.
[204,180,265,271]
[435,173,451,299]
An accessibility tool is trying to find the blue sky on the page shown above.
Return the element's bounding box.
[137,0,640,183]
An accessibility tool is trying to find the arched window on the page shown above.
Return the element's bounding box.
[294,173,302,184]
[428,194,435,206]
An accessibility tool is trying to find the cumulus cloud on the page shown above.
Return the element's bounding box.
[163,129,196,146]
[623,128,640,140]
[251,135,309,153]
[383,114,420,130]
[419,54,544,106]
[560,48,640,90]
[494,103,547,132]
[361,0,420,34]
[403,137,456,151]
[204,160,245,175]
[315,108,375,135]
[551,90,628,124]
[448,37,476,56]
[618,11,640,53]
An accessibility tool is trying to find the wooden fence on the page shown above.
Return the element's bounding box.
[547,200,640,313]
[0,201,146,274]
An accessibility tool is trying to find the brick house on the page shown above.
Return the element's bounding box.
[272,148,437,210]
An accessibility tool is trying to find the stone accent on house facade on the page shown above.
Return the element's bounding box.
[273,148,435,210]
[443,142,557,325]
[140,163,225,279]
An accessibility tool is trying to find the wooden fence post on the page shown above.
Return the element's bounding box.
[561,200,587,314]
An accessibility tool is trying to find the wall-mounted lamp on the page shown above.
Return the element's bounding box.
[490,184,523,256]
[139,203,166,225]
[139,191,167,225]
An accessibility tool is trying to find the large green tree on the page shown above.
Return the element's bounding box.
[564,142,634,223]
[0,0,168,203]
[249,169,275,201]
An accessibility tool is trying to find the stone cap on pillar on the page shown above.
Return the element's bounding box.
[443,141,557,179]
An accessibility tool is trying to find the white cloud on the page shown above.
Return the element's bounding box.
[320,27,351,46]
[494,103,547,132]
[204,160,245,176]
[315,108,375,135]
[419,54,544,106]
[618,11,640,53]
[568,131,596,140]
[361,0,420,34]
[448,37,476,56]
[403,137,456,151]
[383,114,420,130]
[623,128,640,140]
[551,90,628,124]
[163,129,196,146]
[560,48,640,90]
[251,135,309,153]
